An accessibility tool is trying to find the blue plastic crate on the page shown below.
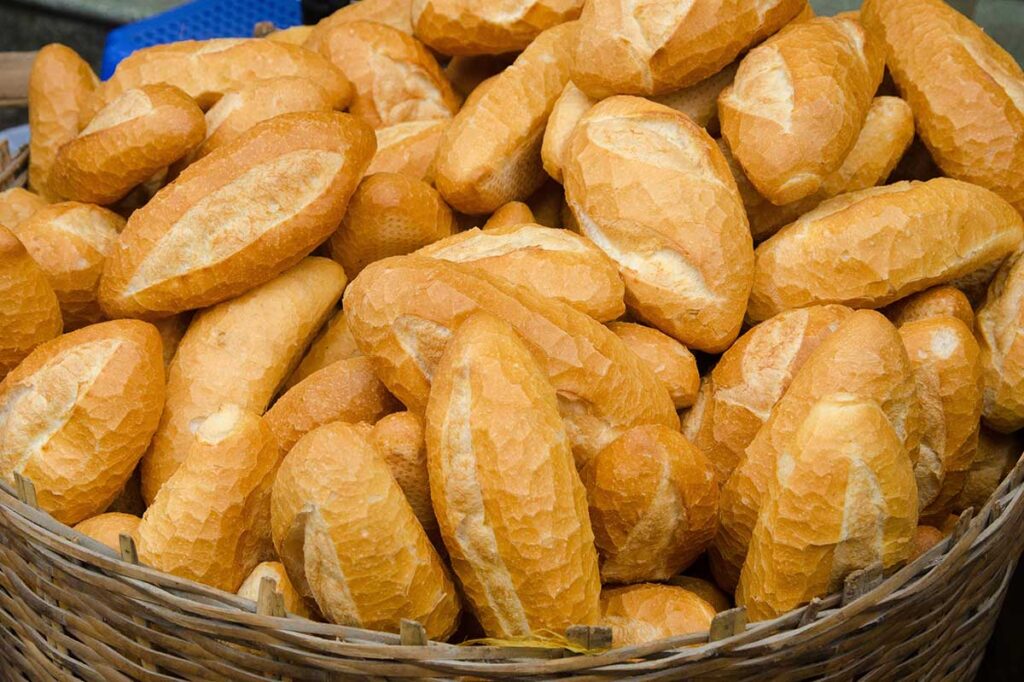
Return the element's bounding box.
[101,0,303,79]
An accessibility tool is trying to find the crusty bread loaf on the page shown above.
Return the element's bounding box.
[736,394,917,621]
[0,226,62,378]
[444,54,517,99]
[748,179,1024,322]
[305,0,414,52]
[650,60,739,132]
[271,421,461,638]
[682,305,852,483]
[15,202,124,329]
[73,512,141,552]
[100,112,373,319]
[601,584,716,648]
[425,313,599,637]
[366,120,448,179]
[343,255,678,462]
[910,525,944,561]
[138,405,279,591]
[718,15,884,205]
[668,576,731,613]
[954,428,1021,513]
[861,0,1024,213]
[329,173,456,278]
[266,26,314,45]
[316,21,460,129]
[572,0,806,98]
[482,202,535,230]
[140,258,346,504]
[563,95,753,352]
[712,311,920,591]
[28,44,98,200]
[607,322,699,409]
[283,309,362,390]
[412,0,582,56]
[541,81,596,184]
[884,286,974,331]
[418,223,625,321]
[50,85,205,205]
[369,412,438,542]
[236,561,312,618]
[977,252,1024,433]
[433,22,576,214]
[0,320,165,524]
[0,188,47,229]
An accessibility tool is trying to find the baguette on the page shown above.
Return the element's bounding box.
[138,405,279,591]
[607,322,699,409]
[305,0,414,52]
[343,255,679,462]
[271,421,461,638]
[369,412,438,542]
[51,85,205,205]
[541,82,596,184]
[412,0,583,56]
[237,561,312,618]
[27,44,98,200]
[418,223,625,321]
[601,584,716,648]
[667,576,731,613]
[736,394,917,621]
[329,173,456,278]
[433,22,576,214]
[564,96,754,352]
[366,120,447,179]
[572,0,806,98]
[883,286,974,331]
[0,320,165,524]
[682,305,851,483]
[482,202,535,230]
[954,428,1021,513]
[718,15,884,205]
[100,112,373,319]
[581,425,718,583]
[0,226,63,378]
[748,179,1024,322]
[910,525,944,561]
[425,313,599,637]
[977,252,1024,432]
[73,512,141,552]
[15,202,124,329]
[712,310,919,591]
[140,258,346,504]
[861,0,1024,213]
[0,188,47,229]
[283,309,362,390]
[266,26,314,45]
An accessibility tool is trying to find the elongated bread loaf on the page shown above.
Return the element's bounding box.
[862,0,1024,213]
[0,189,47,229]
[369,412,438,542]
[283,309,362,390]
[237,561,312,618]
[0,226,62,378]
[748,179,1024,322]
[719,15,884,205]
[305,0,414,51]
[572,0,806,98]
[581,425,718,583]
[712,310,920,591]
[482,202,535,230]
[140,258,346,504]
[367,120,447,179]
[426,313,599,637]
[601,584,716,647]
[682,305,851,483]
[977,252,1024,433]
[28,44,98,200]
[0,320,165,524]
[736,394,917,621]
[344,255,679,462]
[667,576,731,613]
[541,82,596,184]
[412,0,582,56]
[433,22,576,214]
[271,421,461,638]
[884,286,974,331]
[73,512,141,552]
[418,224,625,321]
[100,112,373,319]
[607,322,699,409]
[138,405,279,591]
[267,26,314,45]
[954,428,1021,513]
[564,96,753,352]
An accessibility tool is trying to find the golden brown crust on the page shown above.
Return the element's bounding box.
[0,189,47,229]
[369,412,438,543]
[266,26,314,45]
[73,512,141,552]
[412,0,583,56]
[977,252,1024,433]
[482,202,535,230]
[667,576,731,613]
[283,309,362,390]
[650,60,739,132]
[152,313,190,367]
[236,561,313,618]
[0,226,63,379]
[367,120,448,179]
[541,81,596,184]
[883,286,974,331]
[601,584,716,647]
[607,322,699,409]
[305,0,414,52]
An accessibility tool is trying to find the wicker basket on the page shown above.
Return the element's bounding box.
[3,146,1024,681]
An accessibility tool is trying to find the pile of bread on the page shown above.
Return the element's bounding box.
[1,0,1023,648]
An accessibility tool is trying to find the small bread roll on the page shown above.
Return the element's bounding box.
[15,202,124,329]
[572,0,806,98]
[862,0,1024,213]
[719,15,884,205]
[683,305,852,483]
[736,394,917,621]
[412,0,582,56]
[418,224,625,321]
[910,525,945,561]
[433,21,576,214]
[650,61,739,132]
[482,202,535,230]
[305,0,414,51]
[138,406,279,592]
[73,512,141,552]
[100,112,373,319]
[343,256,678,462]
[237,561,312,618]
[367,120,447,179]
[954,428,1021,513]
[426,313,600,637]
[0,320,165,525]
[601,584,716,647]
[329,173,456,278]
[316,21,460,129]
[140,258,346,504]
[564,96,754,352]
[0,226,62,378]
[668,576,731,613]
[271,421,461,638]
[264,357,398,454]
[541,82,596,184]
[0,188,47,229]
[607,322,699,409]
[266,26,314,45]
[283,310,362,390]
[28,44,98,200]
[713,311,919,591]
[444,54,516,99]
[884,286,974,331]
[978,252,1024,433]
[748,179,1024,322]
[581,425,717,583]
[369,412,437,541]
